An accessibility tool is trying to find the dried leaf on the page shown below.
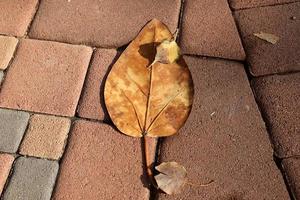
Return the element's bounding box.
[154,162,187,195]
[254,32,279,44]
[104,19,194,137]
[155,40,180,64]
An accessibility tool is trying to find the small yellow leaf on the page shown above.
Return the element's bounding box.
[155,40,180,64]
[254,32,279,44]
[154,162,187,195]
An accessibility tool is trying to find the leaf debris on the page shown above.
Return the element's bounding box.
[254,32,279,44]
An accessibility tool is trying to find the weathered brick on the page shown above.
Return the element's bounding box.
[0,0,38,36]
[52,120,149,200]
[2,157,58,200]
[229,0,300,10]
[282,158,300,199]
[19,114,71,160]
[77,49,117,121]
[0,36,18,70]
[29,0,181,47]
[180,0,245,60]
[235,2,300,76]
[0,154,14,195]
[0,109,29,153]
[159,56,289,199]
[0,39,92,117]
[252,73,300,157]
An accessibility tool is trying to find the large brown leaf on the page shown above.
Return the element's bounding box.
[104,19,194,137]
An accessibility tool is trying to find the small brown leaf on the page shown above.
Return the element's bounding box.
[154,162,187,195]
[254,32,279,44]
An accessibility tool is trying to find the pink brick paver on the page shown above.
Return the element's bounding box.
[52,120,149,200]
[229,0,300,9]
[159,56,289,199]
[252,73,300,158]
[29,0,181,47]
[235,2,300,76]
[282,158,300,199]
[0,154,14,195]
[0,36,18,70]
[0,39,92,117]
[19,114,71,160]
[0,0,38,37]
[77,49,117,121]
[180,0,245,60]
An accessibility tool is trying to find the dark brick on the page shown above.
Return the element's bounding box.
[252,73,300,157]
[235,2,300,76]
[180,0,245,60]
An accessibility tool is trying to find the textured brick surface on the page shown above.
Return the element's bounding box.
[0,39,92,117]
[19,114,71,160]
[282,158,300,199]
[0,109,29,153]
[180,0,245,60]
[52,120,149,200]
[3,157,58,200]
[77,49,117,121]
[252,73,300,157]
[29,0,180,47]
[235,2,300,76]
[0,0,38,36]
[229,0,299,9]
[0,36,18,70]
[0,154,14,195]
[159,56,289,199]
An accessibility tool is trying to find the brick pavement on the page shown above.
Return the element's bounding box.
[0,1,299,199]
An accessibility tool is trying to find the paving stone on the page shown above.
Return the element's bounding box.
[19,114,71,160]
[229,0,299,10]
[0,36,18,70]
[179,0,245,60]
[235,2,300,76]
[2,157,58,200]
[0,39,92,117]
[252,73,300,158]
[52,120,149,200]
[0,154,14,195]
[0,0,38,36]
[282,158,300,199]
[29,0,180,47]
[77,49,117,121]
[159,56,289,199]
[0,109,30,153]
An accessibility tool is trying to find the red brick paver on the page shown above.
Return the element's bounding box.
[0,154,14,195]
[19,114,71,160]
[29,0,181,47]
[252,73,300,158]
[0,36,18,70]
[229,0,300,9]
[159,56,289,199]
[0,39,92,117]
[180,0,245,60]
[0,0,38,37]
[77,49,117,121]
[52,120,149,200]
[235,2,300,76]
[282,158,300,199]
